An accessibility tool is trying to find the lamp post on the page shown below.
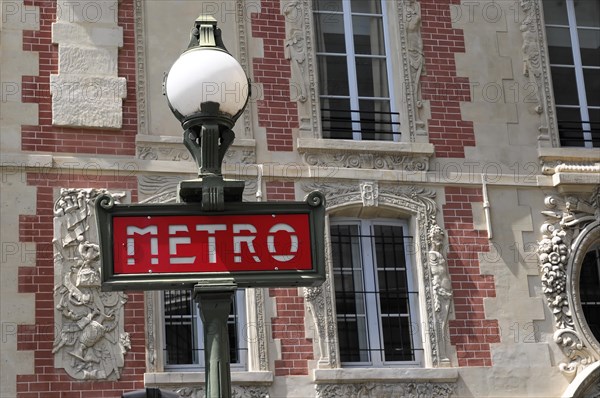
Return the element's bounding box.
[164,15,250,398]
[164,15,249,209]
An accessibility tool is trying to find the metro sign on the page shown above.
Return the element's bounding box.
[96,192,326,290]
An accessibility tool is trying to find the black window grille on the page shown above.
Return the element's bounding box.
[163,289,245,368]
[330,222,421,365]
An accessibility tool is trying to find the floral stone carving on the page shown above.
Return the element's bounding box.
[53,188,131,380]
[538,189,600,375]
[316,382,455,398]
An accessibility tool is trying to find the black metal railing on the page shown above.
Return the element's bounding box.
[321,108,400,141]
[558,120,600,147]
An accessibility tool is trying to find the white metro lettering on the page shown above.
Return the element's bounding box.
[126,225,158,265]
[267,223,298,262]
[196,224,227,263]
[233,224,261,263]
[169,225,195,265]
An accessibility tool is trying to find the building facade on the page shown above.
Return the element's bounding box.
[1,0,599,397]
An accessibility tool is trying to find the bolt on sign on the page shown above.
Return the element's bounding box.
[95,192,326,290]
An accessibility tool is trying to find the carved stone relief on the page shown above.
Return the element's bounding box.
[301,182,452,367]
[53,188,131,380]
[156,385,270,398]
[404,0,426,137]
[360,181,379,207]
[428,222,452,364]
[283,0,320,137]
[302,151,430,172]
[520,0,558,147]
[315,382,455,398]
[538,189,600,375]
[541,161,600,176]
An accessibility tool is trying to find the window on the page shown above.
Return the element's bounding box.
[580,242,600,343]
[330,219,422,366]
[544,0,600,147]
[313,0,400,141]
[163,289,247,369]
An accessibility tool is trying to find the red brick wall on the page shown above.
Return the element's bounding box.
[15,1,144,396]
[21,0,137,156]
[265,181,314,376]
[251,0,297,152]
[17,173,144,398]
[443,187,500,367]
[420,0,475,158]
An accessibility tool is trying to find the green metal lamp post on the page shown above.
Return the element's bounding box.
[163,15,250,398]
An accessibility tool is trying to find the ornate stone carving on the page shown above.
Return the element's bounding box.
[405,0,426,136]
[541,161,600,176]
[53,188,130,380]
[360,181,379,207]
[302,182,449,367]
[520,0,557,147]
[235,0,254,138]
[138,145,192,162]
[134,0,148,135]
[315,382,455,398]
[283,0,308,103]
[157,385,270,398]
[538,190,600,375]
[286,0,320,136]
[303,152,430,171]
[428,222,452,364]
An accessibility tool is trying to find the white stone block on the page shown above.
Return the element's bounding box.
[50,74,127,129]
[55,0,119,25]
[58,44,118,75]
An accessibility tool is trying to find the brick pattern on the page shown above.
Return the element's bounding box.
[420,0,475,158]
[17,173,143,397]
[265,180,296,200]
[264,181,313,376]
[251,0,297,152]
[443,187,500,367]
[21,0,137,155]
[269,288,313,376]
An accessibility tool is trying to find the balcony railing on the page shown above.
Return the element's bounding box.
[321,108,400,141]
[558,120,600,147]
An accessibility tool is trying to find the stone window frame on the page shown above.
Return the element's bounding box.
[301,181,454,370]
[537,189,600,377]
[285,0,435,173]
[520,0,600,179]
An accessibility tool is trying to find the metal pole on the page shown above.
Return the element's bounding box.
[193,282,236,398]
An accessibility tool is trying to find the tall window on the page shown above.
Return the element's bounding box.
[330,219,422,366]
[163,289,247,369]
[313,0,400,141]
[544,0,600,147]
[580,243,600,343]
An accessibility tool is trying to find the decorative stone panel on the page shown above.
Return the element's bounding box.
[538,188,600,376]
[51,0,127,128]
[315,382,455,398]
[53,188,130,380]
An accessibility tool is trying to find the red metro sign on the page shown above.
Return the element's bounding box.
[113,214,311,274]
[96,192,326,291]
